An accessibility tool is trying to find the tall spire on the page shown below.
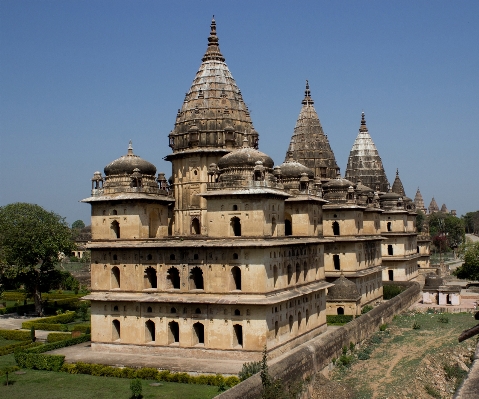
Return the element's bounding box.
[391,168,406,197]
[167,18,258,155]
[414,187,427,213]
[428,197,439,214]
[285,81,339,180]
[202,16,225,62]
[345,112,389,192]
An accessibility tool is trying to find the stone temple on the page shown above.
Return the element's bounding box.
[82,19,427,362]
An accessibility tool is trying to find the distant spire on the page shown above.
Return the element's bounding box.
[391,168,406,197]
[359,111,368,132]
[302,80,314,105]
[128,140,133,155]
[202,17,225,62]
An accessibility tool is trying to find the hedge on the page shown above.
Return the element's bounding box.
[326,315,354,325]
[22,311,76,329]
[2,292,83,301]
[71,324,91,333]
[60,362,240,387]
[25,333,91,354]
[47,332,72,343]
[0,303,35,315]
[14,351,65,371]
[0,329,31,341]
[0,341,41,356]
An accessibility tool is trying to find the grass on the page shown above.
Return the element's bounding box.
[330,312,478,399]
[0,338,22,348]
[0,369,219,398]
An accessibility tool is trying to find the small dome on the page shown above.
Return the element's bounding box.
[322,176,355,190]
[104,141,156,176]
[326,275,361,300]
[218,146,274,169]
[355,180,374,193]
[277,161,314,179]
[380,190,402,201]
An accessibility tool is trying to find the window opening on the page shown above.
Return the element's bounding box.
[332,221,340,236]
[190,266,204,290]
[111,266,120,289]
[193,322,205,345]
[144,267,157,289]
[333,255,340,270]
[112,319,120,341]
[232,266,241,290]
[231,217,241,236]
[233,324,243,347]
[145,320,155,342]
[168,321,179,344]
[167,267,180,289]
[111,220,120,239]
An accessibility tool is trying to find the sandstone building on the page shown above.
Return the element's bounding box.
[82,19,426,362]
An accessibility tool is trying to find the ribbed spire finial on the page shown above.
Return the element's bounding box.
[202,17,225,62]
[302,79,314,105]
[128,140,133,155]
[359,111,368,132]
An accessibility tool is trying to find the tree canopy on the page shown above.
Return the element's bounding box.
[453,241,479,281]
[72,219,86,230]
[0,203,75,314]
[428,212,465,250]
[462,211,479,235]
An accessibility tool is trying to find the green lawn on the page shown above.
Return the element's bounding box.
[0,355,219,399]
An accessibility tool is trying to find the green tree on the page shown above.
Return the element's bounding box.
[416,210,425,233]
[453,242,479,280]
[462,211,479,234]
[71,220,86,230]
[0,203,75,315]
[428,212,465,251]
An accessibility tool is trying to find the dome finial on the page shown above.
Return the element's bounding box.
[396,168,399,176]
[359,111,368,132]
[302,79,314,105]
[128,140,133,155]
[202,17,225,62]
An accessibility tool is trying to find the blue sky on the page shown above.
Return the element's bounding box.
[1,1,478,224]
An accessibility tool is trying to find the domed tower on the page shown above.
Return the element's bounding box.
[285,81,339,180]
[391,169,405,197]
[414,187,427,214]
[428,197,439,214]
[82,141,173,240]
[345,112,389,192]
[165,18,259,235]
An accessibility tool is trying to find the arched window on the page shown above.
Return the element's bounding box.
[190,267,204,290]
[303,262,308,281]
[233,324,243,347]
[387,222,392,232]
[111,220,120,239]
[195,308,201,314]
[232,204,238,211]
[147,306,152,313]
[271,217,277,236]
[111,266,120,289]
[285,214,292,236]
[231,217,241,237]
[275,321,279,337]
[168,321,179,344]
[298,311,302,330]
[306,309,309,325]
[112,209,118,215]
[145,320,155,342]
[193,322,205,345]
[112,319,120,341]
[232,266,241,290]
[170,307,177,313]
[289,315,294,333]
[388,270,394,281]
[295,263,301,283]
[388,245,394,256]
[333,255,340,270]
[273,265,278,287]
[337,307,344,315]
[144,267,157,289]
[113,305,119,312]
[167,267,180,289]
[332,221,340,236]
[191,218,200,235]
[234,309,240,316]
[417,246,420,254]
[170,254,175,260]
[233,253,239,259]
[287,265,293,285]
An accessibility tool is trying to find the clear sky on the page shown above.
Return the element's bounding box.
[1,1,478,225]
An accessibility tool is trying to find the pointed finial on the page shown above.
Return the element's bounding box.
[202,17,225,62]
[302,80,314,105]
[396,168,399,176]
[128,140,133,155]
[359,111,368,132]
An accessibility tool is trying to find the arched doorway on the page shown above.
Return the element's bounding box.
[111,220,120,238]
[231,217,241,236]
[191,218,200,235]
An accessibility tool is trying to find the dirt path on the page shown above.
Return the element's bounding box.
[314,311,478,399]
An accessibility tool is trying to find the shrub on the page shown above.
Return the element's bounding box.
[326,315,354,325]
[14,350,65,371]
[71,323,91,333]
[383,285,405,299]
[239,360,261,381]
[361,305,373,314]
[357,350,370,360]
[412,321,421,330]
[225,376,240,387]
[130,378,142,399]
[0,341,41,356]
[337,355,354,367]
[438,315,449,323]
[0,329,31,341]
[47,332,72,343]
[425,384,441,399]
[379,323,388,331]
[444,363,467,382]
[135,367,159,380]
[370,334,383,344]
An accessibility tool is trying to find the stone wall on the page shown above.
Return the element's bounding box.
[217,281,421,399]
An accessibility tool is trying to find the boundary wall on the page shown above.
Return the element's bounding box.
[217,281,421,399]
